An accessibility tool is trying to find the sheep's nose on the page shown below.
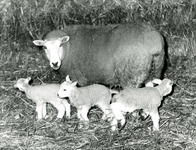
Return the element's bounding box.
[52,62,58,67]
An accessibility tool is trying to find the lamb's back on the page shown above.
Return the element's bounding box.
[113,87,161,107]
[27,84,60,101]
[78,84,111,104]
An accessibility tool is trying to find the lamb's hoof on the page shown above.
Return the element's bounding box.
[78,121,89,129]
[37,118,43,122]
[118,122,126,131]
[139,110,148,121]
[111,128,119,135]
[52,117,62,122]
[152,130,161,141]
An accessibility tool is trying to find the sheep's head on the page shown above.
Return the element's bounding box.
[158,79,173,96]
[57,75,77,99]
[14,77,31,92]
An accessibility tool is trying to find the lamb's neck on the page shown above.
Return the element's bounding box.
[24,85,33,99]
[69,88,80,102]
[155,85,165,97]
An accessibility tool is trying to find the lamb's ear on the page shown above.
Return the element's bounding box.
[33,40,45,46]
[145,81,154,87]
[66,75,71,82]
[25,77,31,83]
[169,81,173,86]
[61,36,70,44]
[72,81,77,86]
[152,79,162,85]
[14,84,18,88]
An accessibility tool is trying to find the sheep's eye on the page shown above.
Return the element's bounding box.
[63,89,66,91]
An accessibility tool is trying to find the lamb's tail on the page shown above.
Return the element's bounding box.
[109,89,119,94]
[111,94,120,103]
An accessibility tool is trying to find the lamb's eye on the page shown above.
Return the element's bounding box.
[169,82,173,85]
[63,89,66,91]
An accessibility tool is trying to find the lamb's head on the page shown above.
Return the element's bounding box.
[14,77,31,92]
[157,79,173,96]
[57,75,77,99]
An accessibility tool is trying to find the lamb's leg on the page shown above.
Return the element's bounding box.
[50,99,65,119]
[80,105,90,121]
[110,103,125,130]
[62,100,71,118]
[36,104,43,120]
[55,104,66,119]
[111,117,118,131]
[77,109,82,120]
[150,109,160,131]
[42,103,47,118]
[97,100,113,120]
[140,109,150,120]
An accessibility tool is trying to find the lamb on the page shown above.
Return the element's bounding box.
[110,78,173,131]
[57,75,118,122]
[14,77,70,120]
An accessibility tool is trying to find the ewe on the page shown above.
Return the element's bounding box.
[110,79,173,131]
[14,77,70,120]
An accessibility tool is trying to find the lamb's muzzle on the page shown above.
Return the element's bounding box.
[110,78,173,131]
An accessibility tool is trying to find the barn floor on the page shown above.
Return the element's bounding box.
[0,47,196,150]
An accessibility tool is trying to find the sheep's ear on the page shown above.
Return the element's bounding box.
[61,36,70,44]
[26,77,31,83]
[72,81,77,86]
[66,75,71,82]
[33,40,45,46]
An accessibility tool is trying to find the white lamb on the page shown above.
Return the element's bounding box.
[14,77,70,120]
[57,75,118,122]
[110,78,173,131]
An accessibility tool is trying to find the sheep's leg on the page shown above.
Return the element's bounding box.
[150,109,160,131]
[36,104,43,120]
[62,100,71,118]
[110,103,125,130]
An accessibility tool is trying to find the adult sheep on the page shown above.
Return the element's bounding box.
[33,23,165,88]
